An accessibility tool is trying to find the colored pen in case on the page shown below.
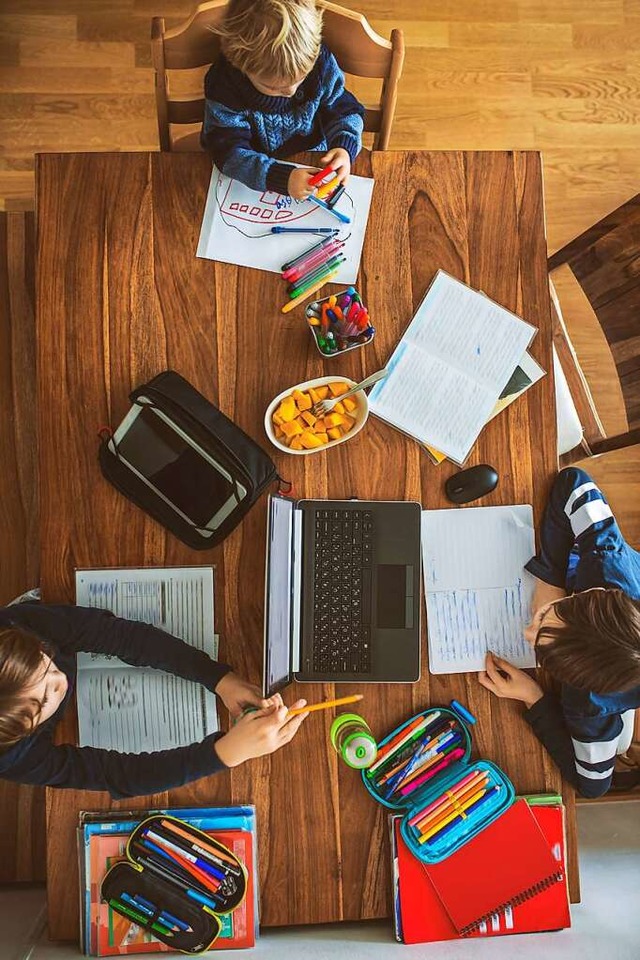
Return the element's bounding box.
[158,820,239,869]
[281,236,334,272]
[415,774,490,833]
[143,829,226,880]
[109,899,173,937]
[271,226,337,234]
[378,723,456,783]
[129,895,194,934]
[136,838,220,891]
[419,786,490,840]
[407,768,484,826]
[308,193,351,223]
[399,747,465,797]
[392,735,463,791]
[144,823,240,876]
[368,713,442,773]
[418,787,499,845]
[413,771,489,828]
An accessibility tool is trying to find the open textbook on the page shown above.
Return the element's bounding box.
[75,567,218,752]
[421,505,536,673]
[197,165,374,283]
[368,271,537,464]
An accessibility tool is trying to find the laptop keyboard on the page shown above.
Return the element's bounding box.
[311,508,374,674]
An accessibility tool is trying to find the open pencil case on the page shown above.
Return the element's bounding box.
[362,702,515,864]
[101,814,247,954]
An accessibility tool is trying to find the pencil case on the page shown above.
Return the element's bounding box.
[362,702,515,864]
[101,814,248,954]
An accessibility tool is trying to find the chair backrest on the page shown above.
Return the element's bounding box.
[151,0,404,152]
[549,193,640,434]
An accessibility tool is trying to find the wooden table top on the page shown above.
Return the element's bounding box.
[36,149,573,941]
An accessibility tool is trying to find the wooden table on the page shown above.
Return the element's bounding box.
[36,149,574,941]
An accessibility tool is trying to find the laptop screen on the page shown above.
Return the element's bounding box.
[264,496,295,696]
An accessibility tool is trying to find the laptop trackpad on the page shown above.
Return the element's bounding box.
[377,565,414,628]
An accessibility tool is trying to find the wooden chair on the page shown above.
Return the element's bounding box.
[548,193,640,464]
[151,0,404,152]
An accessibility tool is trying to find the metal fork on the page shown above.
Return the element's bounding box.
[312,368,388,418]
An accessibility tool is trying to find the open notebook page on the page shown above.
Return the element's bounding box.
[75,567,218,751]
[368,271,536,464]
[421,506,537,673]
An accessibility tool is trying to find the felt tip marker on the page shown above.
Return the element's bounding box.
[281,269,340,313]
[283,240,344,281]
[308,164,335,187]
[281,236,335,272]
[308,194,351,223]
[271,226,338,234]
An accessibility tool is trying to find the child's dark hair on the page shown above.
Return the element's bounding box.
[535,589,640,693]
[0,626,47,747]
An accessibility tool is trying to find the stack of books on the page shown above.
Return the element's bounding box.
[390,795,570,944]
[78,805,258,955]
[368,271,546,466]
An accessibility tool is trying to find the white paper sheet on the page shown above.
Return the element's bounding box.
[368,271,536,464]
[75,567,218,751]
[421,506,537,673]
[197,165,374,284]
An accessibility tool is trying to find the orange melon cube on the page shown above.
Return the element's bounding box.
[342,396,357,412]
[328,381,349,396]
[281,419,303,439]
[334,400,345,415]
[301,410,316,427]
[316,432,329,444]
[293,390,312,411]
[278,396,298,422]
[300,430,323,449]
[315,385,329,400]
[290,436,304,450]
[272,410,285,426]
[327,427,341,440]
[324,412,346,428]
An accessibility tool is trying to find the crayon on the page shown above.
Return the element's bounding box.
[281,269,340,313]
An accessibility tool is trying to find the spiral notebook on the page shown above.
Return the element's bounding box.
[423,799,564,936]
[394,801,570,943]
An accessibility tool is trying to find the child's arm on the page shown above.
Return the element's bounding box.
[201,100,295,196]
[525,466,626,590]
[316,49,365,170]
[1,701,307,798]
[524,693,623,798]
[5,603,230,694]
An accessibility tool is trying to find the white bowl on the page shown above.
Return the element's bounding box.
[264,376,369,455]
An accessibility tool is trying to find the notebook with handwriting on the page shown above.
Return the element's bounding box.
[423,799,564,936]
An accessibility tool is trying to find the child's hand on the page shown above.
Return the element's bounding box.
[478,652,544,708]
[288,167,316,200]
[321,147,351,184]
[214,700,309,767]
[215,671,278,719]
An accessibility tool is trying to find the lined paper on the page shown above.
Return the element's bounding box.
[368,271,536,463]
[421,506,537,673]
[75,567,218,751]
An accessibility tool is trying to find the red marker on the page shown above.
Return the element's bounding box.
[308,164,334,187]
[283,241,344,282]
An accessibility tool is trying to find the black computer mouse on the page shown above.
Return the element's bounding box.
[444,464,499,504]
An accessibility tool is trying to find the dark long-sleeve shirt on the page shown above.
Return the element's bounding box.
[0,603,232,799]
[524,467,640,798]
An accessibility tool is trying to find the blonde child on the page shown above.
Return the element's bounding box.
[201,0,365,199]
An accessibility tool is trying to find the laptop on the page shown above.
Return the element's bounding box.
[263,495,422,696]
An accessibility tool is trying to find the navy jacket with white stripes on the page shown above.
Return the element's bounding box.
[524,467,640,797]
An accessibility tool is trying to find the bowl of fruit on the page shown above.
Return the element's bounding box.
[264,376,368,455]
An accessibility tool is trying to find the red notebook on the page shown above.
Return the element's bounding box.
[396,801,570,943]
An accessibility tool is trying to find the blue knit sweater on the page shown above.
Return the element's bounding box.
[200,44,365,195]
[524,467,640,798]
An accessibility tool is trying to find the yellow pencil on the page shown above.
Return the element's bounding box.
[280,269,340,313]
[288,694,363,717]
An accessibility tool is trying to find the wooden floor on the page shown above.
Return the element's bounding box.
[0,0,639,886]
